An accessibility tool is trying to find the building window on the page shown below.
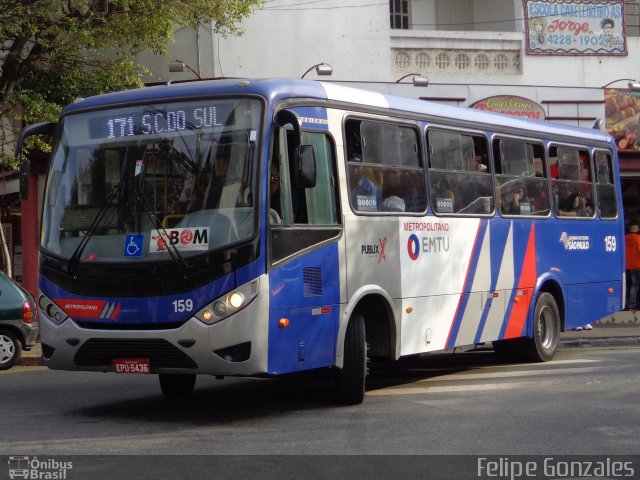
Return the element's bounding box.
[395,52,410,69]
[415,52,430,69]
[390,0,409,29]
[435,53,451,70]
[454,53,470,70]
[474,53,490,71]
[494,53,509,71]
[627,0,640,37]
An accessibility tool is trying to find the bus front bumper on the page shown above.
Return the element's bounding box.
[38,303,269,377]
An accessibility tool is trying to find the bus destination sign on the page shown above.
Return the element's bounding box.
[88,103,235,140]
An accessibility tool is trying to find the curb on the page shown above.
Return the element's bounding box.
[18,343,44,367]
[18,355,44,367]
[560,336,640,348]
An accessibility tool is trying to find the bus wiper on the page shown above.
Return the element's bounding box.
[68,183,121,275]
[132,184,189,273]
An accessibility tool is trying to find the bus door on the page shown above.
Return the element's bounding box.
[267,110,342,374]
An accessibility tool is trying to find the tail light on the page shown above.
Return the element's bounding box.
[22,301,34,324]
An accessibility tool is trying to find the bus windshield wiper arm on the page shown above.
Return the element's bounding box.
[132,184,189,273]
[68,183,121,275]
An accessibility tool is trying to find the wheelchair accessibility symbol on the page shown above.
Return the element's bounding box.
[124,234,144,257]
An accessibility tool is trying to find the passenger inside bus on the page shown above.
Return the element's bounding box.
[474,151,489,172]
[557,183,591,216]
[348,153,380,212]
[430,174,456,213]
[500,181,532,215]
[401,170,427,212]
[553,151,594,217]
[381,168,406,212]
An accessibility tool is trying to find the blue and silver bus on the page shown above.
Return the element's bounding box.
[17,79,624,404]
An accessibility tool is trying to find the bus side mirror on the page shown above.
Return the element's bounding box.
[294,145,316,188]
[19,160,30,200]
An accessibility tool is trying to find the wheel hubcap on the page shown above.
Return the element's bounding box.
[0,335,15,364]
[537,305,555,349]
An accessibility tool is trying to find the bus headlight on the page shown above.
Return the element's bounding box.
[195,279,258,325]
[38,293,69,325]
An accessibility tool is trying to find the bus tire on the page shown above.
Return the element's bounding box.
[0,329,22,370]
[523,292,560,362]
[159,373,196,398]
[334,313,367,405]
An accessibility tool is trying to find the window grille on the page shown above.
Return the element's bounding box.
[390,0,409,29]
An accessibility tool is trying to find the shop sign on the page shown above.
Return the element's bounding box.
[471,95,546,120]
[523,0,627,56]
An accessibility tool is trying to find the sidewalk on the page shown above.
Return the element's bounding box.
[17,311,640,367]
[559,309,640,348]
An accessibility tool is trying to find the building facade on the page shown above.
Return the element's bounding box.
[139,0,639,121]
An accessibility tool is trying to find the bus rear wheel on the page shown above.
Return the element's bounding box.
[523,292,560,362]
[159,373,196,398]
[334,313,367,405]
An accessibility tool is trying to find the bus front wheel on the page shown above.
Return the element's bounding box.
[524,292,560,362]
[334,313,367,405]
[159,373,196,398]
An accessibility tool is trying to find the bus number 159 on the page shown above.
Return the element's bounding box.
[604,235,617,252]
[173,299,194,312]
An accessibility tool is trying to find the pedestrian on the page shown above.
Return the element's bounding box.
[625,220,640,310]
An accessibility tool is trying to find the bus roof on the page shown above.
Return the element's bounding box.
[63,78,612,145]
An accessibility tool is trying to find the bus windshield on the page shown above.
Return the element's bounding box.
[41,98,262,264]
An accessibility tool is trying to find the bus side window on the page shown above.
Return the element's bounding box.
[595,150,618,219]
[345,119,380,212]
[427,129,493,215]
[550,146,594,218]
[494,139,549,217]
[345,118,425,214]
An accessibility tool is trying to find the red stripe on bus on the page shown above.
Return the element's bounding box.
[504,224,537,338]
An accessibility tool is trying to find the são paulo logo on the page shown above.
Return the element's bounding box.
[559,231,590,250]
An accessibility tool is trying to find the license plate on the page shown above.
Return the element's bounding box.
[113,358,150,374]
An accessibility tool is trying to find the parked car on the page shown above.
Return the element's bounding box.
[0,271,38,370]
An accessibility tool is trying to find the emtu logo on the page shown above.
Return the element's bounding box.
[407,234,420,260]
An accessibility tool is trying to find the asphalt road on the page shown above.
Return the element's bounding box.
[2,346,639,459]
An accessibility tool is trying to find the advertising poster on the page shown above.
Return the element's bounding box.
[605,88,640,152]
[523,0,627,55]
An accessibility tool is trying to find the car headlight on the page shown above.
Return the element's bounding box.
[195,279,259,325]
[38,293,69,325]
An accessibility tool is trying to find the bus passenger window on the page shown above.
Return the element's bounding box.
[550,146,594,218]
[427,129,493,215]
[595,151,618,219]
[494,139,549,217]
[345,118,424,214]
